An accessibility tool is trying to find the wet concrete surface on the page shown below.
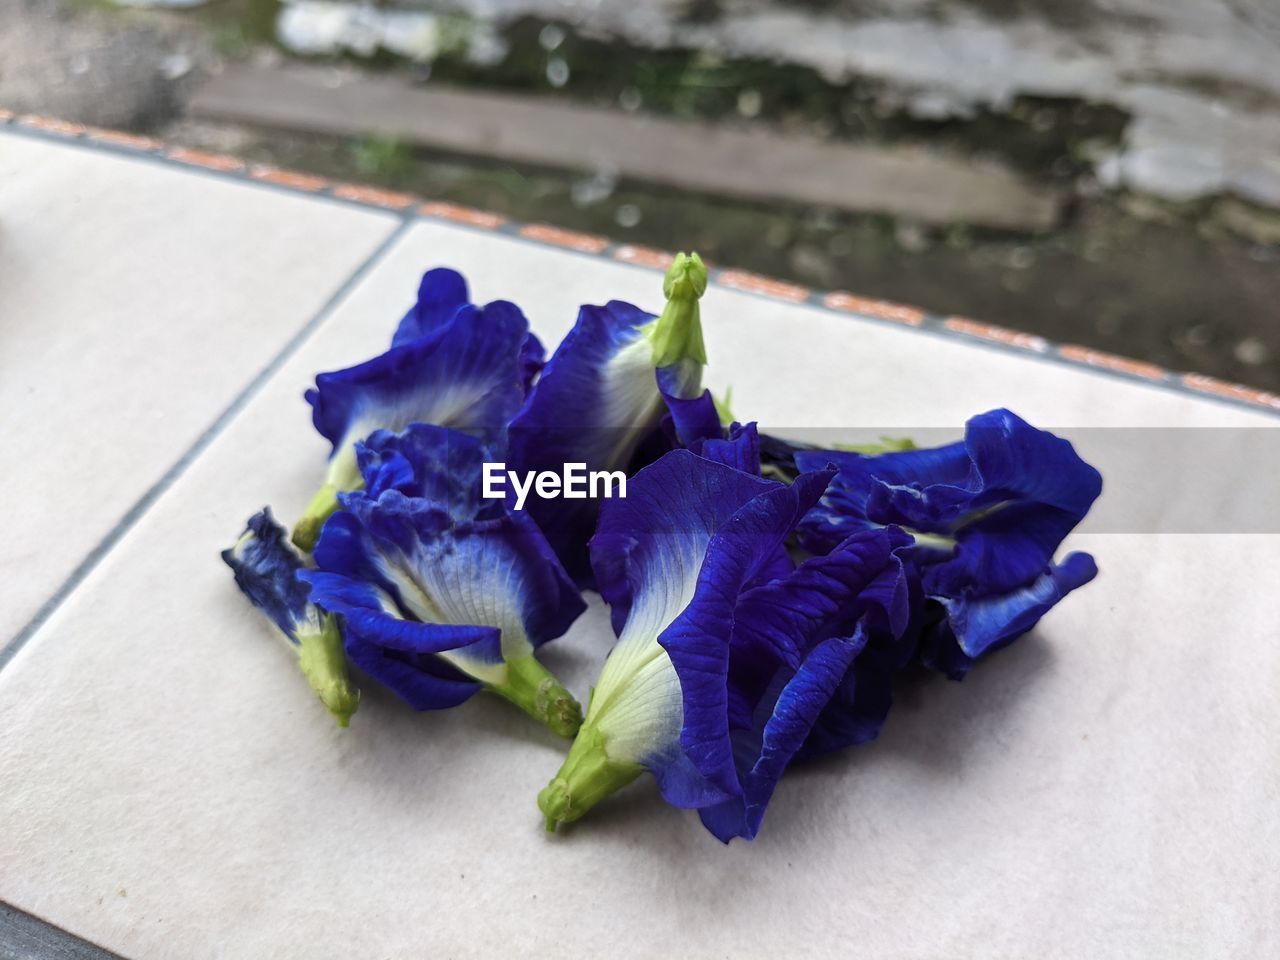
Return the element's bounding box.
[2,0,1276,391]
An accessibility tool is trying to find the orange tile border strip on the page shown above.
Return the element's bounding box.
[824,292,926,326]
[18,114,86,137]
[943,316,1049,352]
[717,270,811,302]
[3,109,1278,418]
[419,201,506,230]
[331,184,419,210]
[613,245,676,271]
[166,147,246,173]
[1058,344,1168,382]
[250,165,331,193]
[1182,374,1280,411]
[84,127,162,152]
[518,223,610,254]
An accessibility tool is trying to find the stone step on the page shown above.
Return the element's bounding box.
[190,63,1062,231]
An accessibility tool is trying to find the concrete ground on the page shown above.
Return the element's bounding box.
[1,0,1276,390]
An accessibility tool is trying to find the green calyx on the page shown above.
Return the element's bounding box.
[296,615,360,727]
[291,483,341,553]
[293,448,367,553]
[490,655,583,739]
[644,251,708,368]
[538,722,643,832]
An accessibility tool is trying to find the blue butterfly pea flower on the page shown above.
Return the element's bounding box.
[507,253,708,582]
[222,508,359,726]
[670,521,914,841]
[794,408,1102,678]
[391,267,546,388]
[538,443,912,840]
[292,268,542,551]
[300,424,587,737]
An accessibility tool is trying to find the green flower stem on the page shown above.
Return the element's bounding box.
[296,615,360,727]
[644,251,708,367]
[291,483,341,553]
[713,386,736,426]
[832,436,918,455]
[489,655,583,739]
[537,723,643,832]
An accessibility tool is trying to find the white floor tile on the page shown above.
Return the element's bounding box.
[0,133,399,641]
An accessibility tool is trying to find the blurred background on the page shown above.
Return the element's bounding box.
[3,0,1277,390]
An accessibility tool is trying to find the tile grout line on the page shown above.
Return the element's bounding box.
[0,218,416,675]
[3,113,1279,422]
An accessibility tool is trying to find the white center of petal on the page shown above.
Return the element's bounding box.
[599,334,665,470]
[585,530,707,766]
[374,540,531,686]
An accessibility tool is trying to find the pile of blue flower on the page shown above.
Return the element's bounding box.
[223,253,1102,843]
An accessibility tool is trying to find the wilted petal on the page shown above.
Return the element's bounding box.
[221,508,359,726]
[223,507,314,642]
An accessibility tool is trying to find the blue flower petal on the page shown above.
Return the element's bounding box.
[391,267,546,388]
[796,647,900,760]
[658,468,834,798]
[221,507,311,641]
[794,441,972,552]
[797,410,1101,594]
[731,526,912,672]
[661,386,722,450]
[699,627,868,842]
[591,448,783,637]
[390,267,470,348]
[696,422,763,475]
[301,570,503,660]
[309,424,584,708]
[344,635,483,711]
[355,424,504,520]
[646,749,732,810]
[305,298,532,489]
[508,300,702,580]
[923,551,1099,678]
[311,508,392,593]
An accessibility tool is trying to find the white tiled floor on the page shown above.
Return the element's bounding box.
[0,133,399,641]
[1,146,1277,959]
